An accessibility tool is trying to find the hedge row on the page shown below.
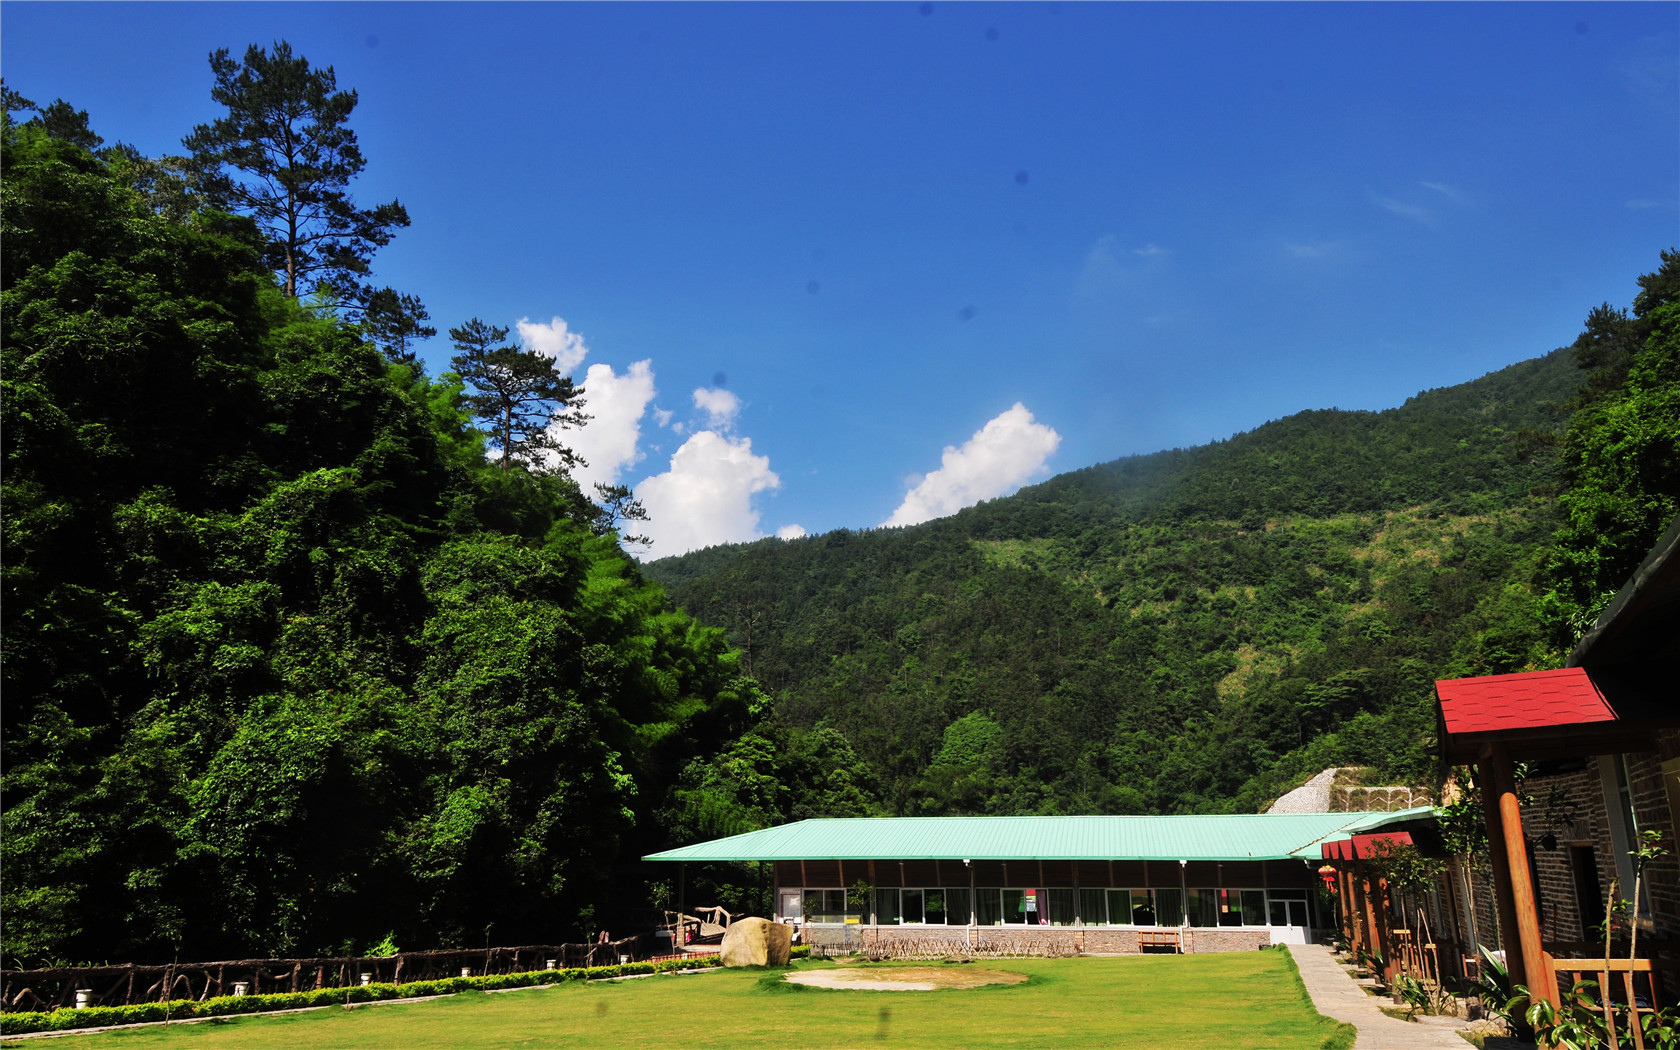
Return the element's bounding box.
[2,949,808,1036]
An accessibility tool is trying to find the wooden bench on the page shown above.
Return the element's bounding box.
[1139,930,1182,953]
[1544,954,1680,1050]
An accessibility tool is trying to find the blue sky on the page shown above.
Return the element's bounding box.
[5,2,1676,555]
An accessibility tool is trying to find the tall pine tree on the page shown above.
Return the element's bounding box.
[184,41,410,302]
[449,318,588,472]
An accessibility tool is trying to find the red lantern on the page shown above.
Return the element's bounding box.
[1317,864,1338,890]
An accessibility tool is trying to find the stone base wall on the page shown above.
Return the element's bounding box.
[799,925,1272,955]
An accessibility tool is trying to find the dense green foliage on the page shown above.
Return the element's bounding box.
[4,53,1673,972]
[1542,251,1680,639]
[648,258,1677,836]
[0,120,757,966]
[0,952,785,1034]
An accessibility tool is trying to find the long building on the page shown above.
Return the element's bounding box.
[646,809,1432,953]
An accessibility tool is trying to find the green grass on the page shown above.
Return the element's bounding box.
[6,951,1356,1049]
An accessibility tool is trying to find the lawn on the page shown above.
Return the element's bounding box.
[5,951,1354,1050]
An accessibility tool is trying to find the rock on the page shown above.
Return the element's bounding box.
[718,917,792,968]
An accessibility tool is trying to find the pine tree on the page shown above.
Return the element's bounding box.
[363,287,436,369]
[183,41,410,300]
[448,319,588,472]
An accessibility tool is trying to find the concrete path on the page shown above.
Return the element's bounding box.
[1287,943,1478,1050]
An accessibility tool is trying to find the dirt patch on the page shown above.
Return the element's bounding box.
[784,967,1029,992]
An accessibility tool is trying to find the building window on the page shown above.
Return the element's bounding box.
[1156,888,1184,926]
[945,887,972,926]
[1080,888,1107,924]
[1186,888,1220,927]
[1046,887,1076,926]
[802,888,851,924]
[874,887,901,925]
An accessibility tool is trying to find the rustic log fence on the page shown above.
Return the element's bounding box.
[2,936,649,1013]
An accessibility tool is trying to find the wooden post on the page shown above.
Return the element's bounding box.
[1483,743,1553,1006]
[1342,868,1359,951]
[677,862,686,947]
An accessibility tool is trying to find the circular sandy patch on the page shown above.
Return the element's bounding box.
[784,967,1028,992]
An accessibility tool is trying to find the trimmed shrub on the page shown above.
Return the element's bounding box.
[0,958,734,1035]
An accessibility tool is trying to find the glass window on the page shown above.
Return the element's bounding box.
[945,887,971,926]
[1156,887,1184,926]
[1080,888,1107,925]
[1002,888,1028,924]
[1216,888,1242,926]
[1241,890,1266,925]
[803,889,850,923]
[1269,899,1289,926]
[1131,889,1157,926]
[977,888,1002,926]
[1186,888,1219,927]
[874,887,901,925]
[923,889,946,925]
[902,888,922,924]
[1047,888,1075,926]
[1105,889,1129,925]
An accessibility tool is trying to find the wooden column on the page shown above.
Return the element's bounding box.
[1478,759,1522,982]
[677,862,687,947]
[1337,868,1358,950]
[1481,743,1552,1005]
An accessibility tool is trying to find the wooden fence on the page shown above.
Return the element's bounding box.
[2,936,650,1013]
[1544,954,1680,1050]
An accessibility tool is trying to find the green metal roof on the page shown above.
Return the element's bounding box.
[643,808,1435,864]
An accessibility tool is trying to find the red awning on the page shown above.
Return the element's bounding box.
[1322,831,1414,862]
[1436,667,1614,735]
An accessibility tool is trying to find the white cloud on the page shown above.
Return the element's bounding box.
[1420,181,1468,203]
[652,406,675,427]
[777,524,807,540]
[882,403,1060,528]
[564,359,656,490]
[516,316,589,373]
[1285,240,1340,260]
[635,431,780,556]
[1132,243,1167,256]
[1371,193,1431,222]
[692,387,742,430]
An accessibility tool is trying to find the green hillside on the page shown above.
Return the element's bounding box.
[645,350,1582,821]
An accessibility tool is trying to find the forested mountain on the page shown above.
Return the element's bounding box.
[646,295,1676,835]
[0,100,757,966]
[4,53,1674,969]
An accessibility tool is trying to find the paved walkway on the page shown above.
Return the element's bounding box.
[1287,943,1483,1050]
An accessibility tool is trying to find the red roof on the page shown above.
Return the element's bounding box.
[1436,667,1613,736]
[1322,831,1415,862]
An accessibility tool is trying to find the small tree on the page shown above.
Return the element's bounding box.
[184,41,410,300]
[362,287,436,369]
[593,482,651,549]
[449,318,587,471]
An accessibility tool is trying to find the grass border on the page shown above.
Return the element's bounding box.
[1,948,811,1036]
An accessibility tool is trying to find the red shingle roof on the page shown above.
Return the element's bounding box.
[1436,667,1613,736]
[1322,831,1415,862]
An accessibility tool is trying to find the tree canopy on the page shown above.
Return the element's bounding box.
[0,111,750,967]
[449,318,588,473]
[183,41,410,302]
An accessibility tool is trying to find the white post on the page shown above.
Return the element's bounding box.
[74,990,92,1010]
[545,959,556,971]
[233,982,248,997]
[359,973,372,987]
[460,967,472,978]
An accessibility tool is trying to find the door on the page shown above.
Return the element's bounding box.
[1268,897,1310,944]
[779,890,803,924]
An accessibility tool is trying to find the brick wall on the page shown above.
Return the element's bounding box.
[801,925,1271,955]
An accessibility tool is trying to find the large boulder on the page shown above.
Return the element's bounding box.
[718,917,792,967]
